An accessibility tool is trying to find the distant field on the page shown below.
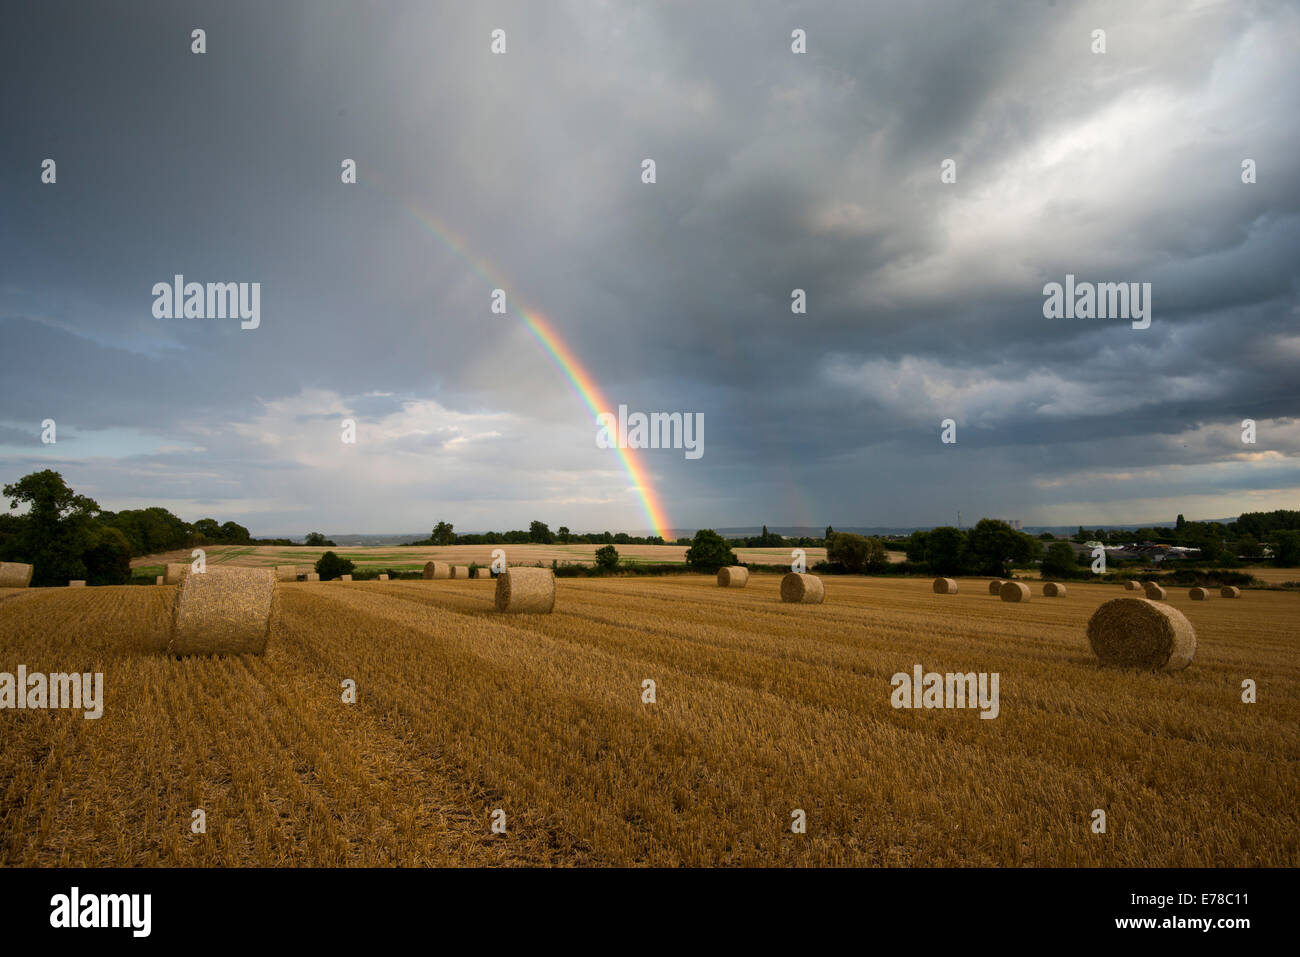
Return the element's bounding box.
[2,574,1295,866]
[132,543,832,570]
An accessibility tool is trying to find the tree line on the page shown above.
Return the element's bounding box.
[0,470,307,587]
[413,520,666,547]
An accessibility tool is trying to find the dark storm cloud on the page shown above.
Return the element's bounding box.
[0,0,1296,532]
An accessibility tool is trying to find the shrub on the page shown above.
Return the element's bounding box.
[684,529,738,571]
[314,551,355,581]
[1041,541,1080,579]
[594,545,620,569]
[827,532,888,573]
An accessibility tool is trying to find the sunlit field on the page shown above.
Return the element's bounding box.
[3,575,1295,867]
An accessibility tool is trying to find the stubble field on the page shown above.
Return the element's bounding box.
[1,575,1296,866]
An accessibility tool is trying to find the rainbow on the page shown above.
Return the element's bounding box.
[366,171,672,540]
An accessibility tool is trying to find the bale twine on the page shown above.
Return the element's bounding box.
[306,573,320,582]
[472,568,492,579]
[0,562,33,588]
[1220,586,1241,598]
[275,565,298,582]
[1042,582,1067,597]
[932,578,958,594]
[378,573,389,581]
[68,580,86,588]
[164,563,189,585]
[1188,587,1210,600]
[168,567,277,656]
[1086,597,1196,671]
[1124,581,1141,591]
[988,580,1004,595]
[423,561,451,580]
[999,581,1031,602]
[1143,582,1166,600]
[717,566,749,587]
[781,573,825,604]
[494,567,555,613]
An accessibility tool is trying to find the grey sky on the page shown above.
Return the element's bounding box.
[2,0,1297,535]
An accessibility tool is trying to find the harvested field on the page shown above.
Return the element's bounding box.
[1,576,1296,867]
[132,543,831,573]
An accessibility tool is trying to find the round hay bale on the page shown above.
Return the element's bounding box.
[999,581,1031,602]
[1124,581,1141,591]
[781,573,825,604]
[472,568,492,579]
[341,574,352,582]
[275,565,298,582]
[494,567,555,613]
[68,580,86,588]
[988,580,1004,595]
[717,566,749,587]
[168,567,277,656]
[0,562,34,588]
[453,565,470,579]
[1042,582,1067,597]
[155,576,164,586]
[423,561,451,580]
[378,573,389,581]
[1143,583,1166,600]
[932,578,958,594]
[1220,586,1241,598]
[1188,587,1210,600]
[306,573,320,582]
[163,563,189,585]
[1086,597,1196,670]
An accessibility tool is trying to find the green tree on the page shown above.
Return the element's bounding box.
[304,531,336,547]
[218,520,251,545]
[82,525,132,585]
[192,518,221,542]
[903,530,928,563]
[529,520,554,544]
[2,469,101,586]
[595,544,619,569]
[684,529,738,571]
[1272,530,1300,565]
[430,521,455,546]
[1041,541,1078,579]
[557,526,571,543]
[924,526,967,575]
[1197,537,1225,563]
[314,550,355,581]
[827,532,887,573]
[966,519,1037,576]
[1236,534,1262,559]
